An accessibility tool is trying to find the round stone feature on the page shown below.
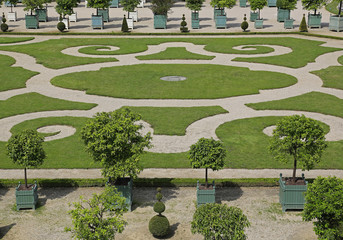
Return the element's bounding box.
[160,76,187,81]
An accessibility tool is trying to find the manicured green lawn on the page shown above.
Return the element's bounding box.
[312,56,343,90]
[0,54,38,91]
[136,47,215,60]
[0,93,96,119]
[246,92,343,118]
[0,37,34,44]
[51,64,297,99]
[0,37,338,69]
[128,106,228,135]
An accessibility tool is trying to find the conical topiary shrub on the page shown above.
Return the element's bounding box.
[180,14,189,32]
[299,14,308,32]
[241,14,248,32]
[149,188,170,237]
[121,14,129,32]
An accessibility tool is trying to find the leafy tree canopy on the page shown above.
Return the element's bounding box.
[276,0,297,10]
[210,0,236,9]
[303,176,343,240]
[66,185,128,240]
[150,0,174,15]
[186,0,205,11]
[87,0,111,9]
[249,0,267,11]
[121,0,140,12]
[301,0,328,14]
[23,0,45,14]
[81,108,152,180]
[191,203,250,240]
[55,0,80,17]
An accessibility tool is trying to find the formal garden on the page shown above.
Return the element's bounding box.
[0,34,343,239]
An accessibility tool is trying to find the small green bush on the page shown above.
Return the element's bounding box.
[121,15,129,32]
[299,14,308,32]
[180,14,189,32]
[149,215,170,237]
[57,22,66,32]
[241,14,248,32]
[153,201,165,214]
[1,13,8,32]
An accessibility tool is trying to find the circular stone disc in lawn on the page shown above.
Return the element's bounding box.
[160,76,187,81]
[37,125,76,141]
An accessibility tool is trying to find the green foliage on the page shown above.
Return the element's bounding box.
[249,0,267,15]
[269,115,327,181]
[153,201,166,214]
[210,0,236,9]
[121,15,129,32]
[1,13,8,32]
[81,108,152,179]
[302,0,328,14]
[303,177,343,240]
[186,0,204,11]
[8,0,19,12]
[66,185,128,240]
[241,14,249,31]
[23,0,44,14]
[191,203,250,240]
[149,215,170,237]
[276,0,297,9]
[121,0,140,12]
[180,14,189,32]
[57,21,66,32]
[87,0,111,9]
[150,0,174,15]
[299,14,308,32]
[55,0,80,17]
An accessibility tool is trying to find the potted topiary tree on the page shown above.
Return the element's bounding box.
[249,0,267,28]
[36,0,51,22]
[276,0,296,24]
[188,138,226,206]
[55,0,80,29]
[329,0,343,31]
[210,0,236,28]
[7,0,19,21]
[87,0,111,26]
[121,0,140,24]
[23,0,44,28]
[6,130,46,210]
[81,108,152,211]
[149,188,170,238]
[185,0,205,29]
[302,0,327,28]
[269,115,327,212]
[150,0,173,29]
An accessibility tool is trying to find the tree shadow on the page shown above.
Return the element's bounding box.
[0,188,9,201]
[0,223,16,239]
[38,187,77,207]
[216,185,244,204]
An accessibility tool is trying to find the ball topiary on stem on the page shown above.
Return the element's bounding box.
[241,14,248,32]
[180,14,189,32]
[1,13,9,32]
[149,188,170,238]
[299,14,308,32]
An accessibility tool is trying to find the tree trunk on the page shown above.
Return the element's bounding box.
[314,9,317,15]
[339,1,342,16]
[258,9,261,19]
[205,167,208,188]
[292,155,297,183]
[24,167,28,188]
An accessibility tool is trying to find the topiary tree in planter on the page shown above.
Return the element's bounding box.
[185,0,205,28]
[87,0,112,22]
[66,185,128,239]
[276,0,296,22]
[23,0,44,15]
[191,203,250,240]
[249,0,267,19]
[210,0,236,16]
[329,0,343,31]
[150,0,174,29]
[302,0,327,27]
[121,0,140,21]
[149,188,170,238]
[303,176,343,240]
[55,0,80,19]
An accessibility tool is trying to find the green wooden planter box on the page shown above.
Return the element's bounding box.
[215,15,226,28]
[197,180,215,206]
[239,0,247,7]
[15,182,38,210]
[91,15,104,29]
[308,13,322,28]
[279,173,308,212]
[25,14,39,29]
[191,11,199,29]
[284,18,294,29]
[154,14,167,29]
[277,8,290,22]
[36,8,48,22]
[115,177,133,212]
[329,15,343,32]
[213,8,222,20]
[254,18,263,28]
[109,0,119,7]
[97,8,109,22]
[250,11,258,22]
[268,0,276,7]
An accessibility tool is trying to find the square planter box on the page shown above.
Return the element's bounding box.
[240,0,247,7]
[197,181,215,206]
[268,0,276,7]
[215,15,226,29]
[191,11,199,29]
[25,14,39,29]
[127,17,134,29]
[69,12,77,22]
[108,177,133,211]
[254,18,263,28]
[284,18,294,29]
[213,8,223,20]
[277,8,290,22]
[308,13,322,28]
[91,15,104,29]
[36,8,48,22]
[329,15,343,32]
[110,0,119,8]
[154,14,167,29]
[279,173,308,212]
[97,8,109,22]
[250,11,258,22]
[16,182,38,210]
[62,18,69,30]
[128,11,138,22]
[7,11,17,21]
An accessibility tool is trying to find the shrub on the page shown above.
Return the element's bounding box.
[121,15,129,32]
[57,21,65,32]
[180,14,189,32]
[241,14,248,31]
[299,14,308,32]
[1,13,8,32]
[149,188,170,237]
[153,201,166,214]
